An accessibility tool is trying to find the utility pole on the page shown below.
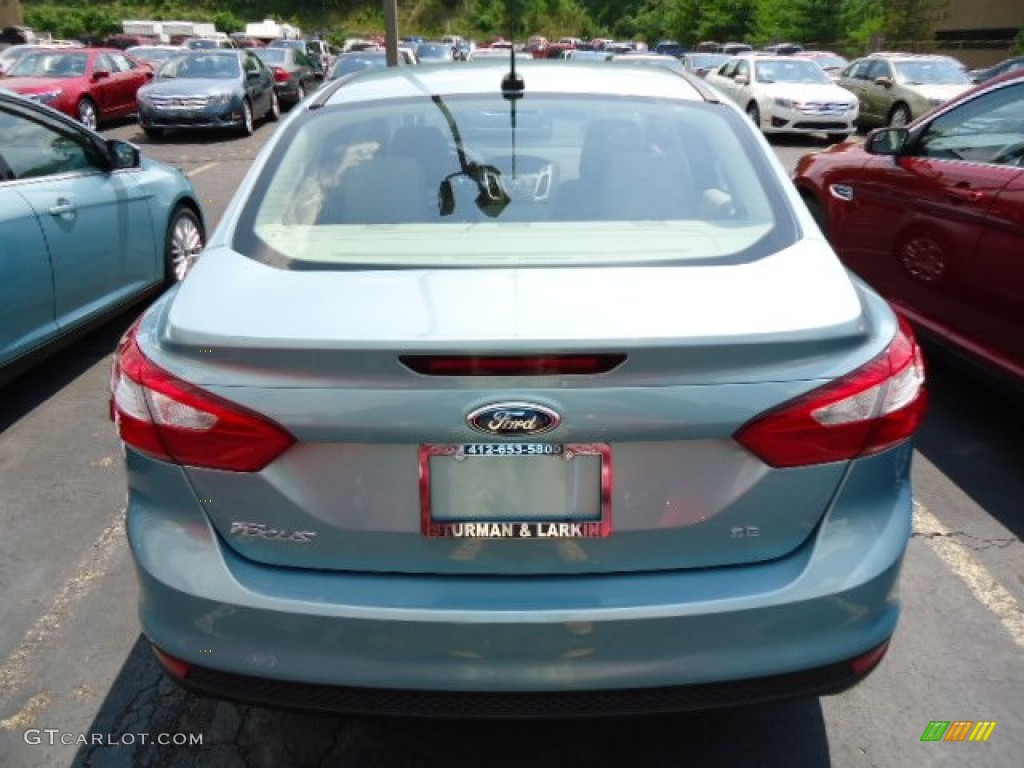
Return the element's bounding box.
[384,0,399,66]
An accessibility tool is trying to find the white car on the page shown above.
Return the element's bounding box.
[707,55,858,143]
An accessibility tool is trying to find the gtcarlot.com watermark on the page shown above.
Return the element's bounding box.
[24,729,202,746]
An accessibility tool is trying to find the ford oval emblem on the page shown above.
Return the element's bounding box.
[467,402,561,436]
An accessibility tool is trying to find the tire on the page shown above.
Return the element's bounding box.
[296,82,306,103]
[142,126,164,140]
[239,99,254,137]
[826,133,850,144]
[746,101,760,130]
[164,206,205,285]
[77,98,99,131]
[888,103,911,127]
[266,90,280,122]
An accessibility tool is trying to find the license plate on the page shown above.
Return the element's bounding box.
[420,443,611,538]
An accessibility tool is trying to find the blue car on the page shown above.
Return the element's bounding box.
[1,90,205,385]
[111,62,927,716]
[136,49,279,139]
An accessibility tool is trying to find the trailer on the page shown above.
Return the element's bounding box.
[244,19,301,42]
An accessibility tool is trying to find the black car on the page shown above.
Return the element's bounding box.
[267,39,325,80]
[254,47,319,108]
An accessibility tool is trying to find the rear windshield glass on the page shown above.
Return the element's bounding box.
[234,92,796,269]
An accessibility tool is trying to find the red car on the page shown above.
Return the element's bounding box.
[1,47,153,130]
[793,72,1024,391]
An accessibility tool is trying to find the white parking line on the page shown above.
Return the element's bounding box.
[188,162,218,178]
[914,499,1024,649]
[0,513,125,729]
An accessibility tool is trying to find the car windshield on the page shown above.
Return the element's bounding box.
[811,55,847,70]
[417,44,452,59]
[755,59,831,84]
[9,52,88,78]
[235,91,792,269]
[330,54,387,77]
[159,54,240,79]
[688,54,729,69]
[894,59,970,84]
[611,55,685,73]
[126,47,179,65]
[256,49,286,65]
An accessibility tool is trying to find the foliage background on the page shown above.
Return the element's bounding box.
[21,0,953,53]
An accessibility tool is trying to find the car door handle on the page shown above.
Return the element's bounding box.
[48,198,76,217]
[947,184,984,204]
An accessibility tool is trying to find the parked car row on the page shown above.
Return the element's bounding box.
[706,51,975,141]
[0,45,322,138]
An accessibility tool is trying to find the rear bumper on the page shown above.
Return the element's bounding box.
[127,445,913,711]
[158,640,890,717]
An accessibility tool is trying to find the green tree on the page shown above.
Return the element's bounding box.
[881,0,949,42]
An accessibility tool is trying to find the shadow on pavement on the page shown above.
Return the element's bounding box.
[914,352,1024,541]
[73,635,831,768]
[0,310,142,434]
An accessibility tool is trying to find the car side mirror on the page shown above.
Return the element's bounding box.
[93,70,110,81]
[734,74,749,85]
[873,76,893,88]
[865,127,909,156]
[106,139,141,170]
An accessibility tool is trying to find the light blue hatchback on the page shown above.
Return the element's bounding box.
[1,90,205,385]
[111,61,927,716]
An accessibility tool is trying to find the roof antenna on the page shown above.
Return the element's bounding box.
[501,44,524,101]
[501,43,523,178]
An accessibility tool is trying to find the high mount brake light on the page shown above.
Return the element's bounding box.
[400,354,626,376]
[734,316,927,467]
[109,321,294,472]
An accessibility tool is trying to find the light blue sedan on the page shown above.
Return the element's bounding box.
[1,90,205,384]
[111,62,927,716]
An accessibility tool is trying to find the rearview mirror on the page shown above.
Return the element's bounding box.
[865,127,909,156]
[93,70,110,81]
[735,74,749,85]
[106,139,141,170]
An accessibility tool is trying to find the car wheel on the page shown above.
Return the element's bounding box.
[296,82,306,103]
[77,98,98,131]
[143,126,164,140]
[888,103,911,127]
[165,206,205,285]
[826,133,850,144]
[746,102,760,129]
[239,100,254,136]
[267,90,280,122]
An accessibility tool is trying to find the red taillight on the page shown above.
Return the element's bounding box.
[272,66,290,83]
[110,321,294,472]
[151,646,191,679]
[400,354,626,376]
[734,316,927,467]
[849,639,890,676]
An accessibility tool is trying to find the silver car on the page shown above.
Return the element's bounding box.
[111,61,927,716]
